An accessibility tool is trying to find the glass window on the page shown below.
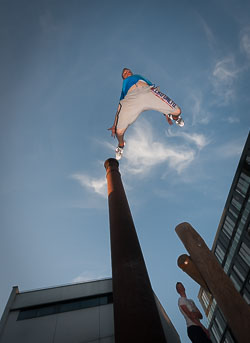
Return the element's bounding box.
[100,293,113,305]
[36,305,57,317]
[17,292,113,320]
[239,242,250,266]
[245,278,250,293]
[211,323,222,343]
[241,172,250,183]
[246,153,250,165]
[236,172,250,197]
[222,216,235,239]
[223,330,236,343]
[17,308,37,320]
[228,206,238,218]
[201,290,210,309]
[215,244,226,263]
[81,297,99,309]
[231,196,243,211]
[207,298,217,323]
[232,264,247,282]
[241,209,250,226]
[219,231,230,249]
[223,238,240,273]
[229,272,242,292]
[214,310,226,335]
[243,288,250,304]
[234,222,244,243]
[59,300,82,313]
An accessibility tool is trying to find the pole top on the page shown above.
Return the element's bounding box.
[104,158,119,170]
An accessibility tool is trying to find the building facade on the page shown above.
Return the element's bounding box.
[0,278,180,343]
[0,279,114,343]
[198,132,250,343]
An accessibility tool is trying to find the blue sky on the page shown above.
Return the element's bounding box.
[0,0,250,341]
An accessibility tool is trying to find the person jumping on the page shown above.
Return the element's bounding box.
[108,68,184,160]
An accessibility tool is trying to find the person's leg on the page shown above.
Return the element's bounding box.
[187,326,212,343]
[144,87,183,125]
[149,87,181,114]
[168,106,182,117]
[116,128,126,147]
[115,90,144,146]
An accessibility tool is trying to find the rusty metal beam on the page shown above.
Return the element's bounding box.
[104,158,166,343]
[176,222,250,343]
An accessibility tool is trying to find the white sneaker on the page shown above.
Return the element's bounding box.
[168,114,184,127]
[176,116,184,127]
[115,142,126,160]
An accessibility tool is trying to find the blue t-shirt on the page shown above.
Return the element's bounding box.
[120,74,153,100]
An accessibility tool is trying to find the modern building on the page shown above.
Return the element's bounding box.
[0,278,114,343]
[198,132,250,343]
[0,278,180,343]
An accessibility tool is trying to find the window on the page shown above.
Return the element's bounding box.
[215,244,226,263]
[36,305,57,317]
[235,172,250,197]
[214,309,226,336]
[207,298,217,323]
[241,210,250,227]
[201,290,211,309]
[228,206,238,219]
[238,242,250,266]
[211,322,222,343]
[245,277,250,293]
[232,264,247,282]
[17,292,113,320]
[222,216,235,239]
[223,330,236,343]
[242,288,250,304]
[231,195,243,211]
[246,153,250,165]
[229,272,242,292]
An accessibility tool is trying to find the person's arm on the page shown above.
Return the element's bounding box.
[180,305,210,338]
[108,103,121,137]
[180,305,201,325]
[192,303,203,319]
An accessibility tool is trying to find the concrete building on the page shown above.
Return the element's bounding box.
[0,278,180,343]
[198,132,250,343]
[0,279,114,343]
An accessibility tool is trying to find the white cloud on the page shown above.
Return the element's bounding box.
[198,16,216,50]
[167,130,210,150]
[122,120,196,175]
[240,27,250,59]
[71,174,107,197]
[211,56,240,104]
[184,91,211,126]
[213,57,239,82]
[72,120,210,196]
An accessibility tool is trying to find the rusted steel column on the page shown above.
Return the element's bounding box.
[177,254,210,293]
[176,222,250,343]
[104,158,166,343]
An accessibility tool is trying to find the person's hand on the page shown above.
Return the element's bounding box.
[108,126,116,137]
